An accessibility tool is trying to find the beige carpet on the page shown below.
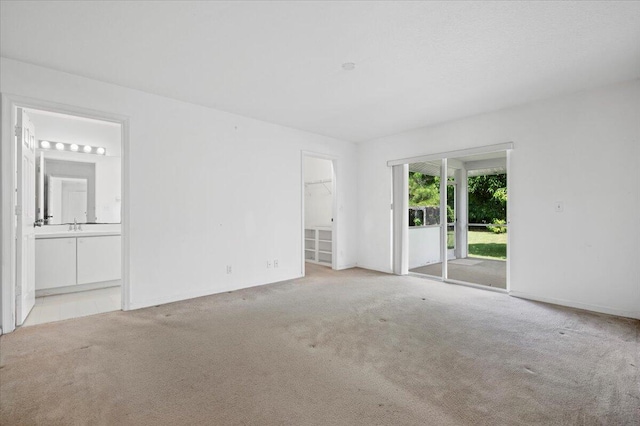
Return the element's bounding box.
[411,258,507,289]
[1,264,638,425]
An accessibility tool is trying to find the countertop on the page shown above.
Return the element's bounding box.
[35,224,121,239]
[36,231,121,239]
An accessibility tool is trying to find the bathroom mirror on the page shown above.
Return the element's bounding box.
[48,176,89,223]
[40,156,121,224]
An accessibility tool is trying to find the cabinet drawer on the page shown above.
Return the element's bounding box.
[35,238,76,289]
[77,236,121,284]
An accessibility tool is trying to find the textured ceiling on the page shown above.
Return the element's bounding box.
[2,1,639,142]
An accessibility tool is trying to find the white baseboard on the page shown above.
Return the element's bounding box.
[509,290,640,320]
[36,280,121,297]
[335,263,357,270]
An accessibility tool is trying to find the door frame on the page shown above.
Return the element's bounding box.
[0,93,130,334]
[300,151,338,276]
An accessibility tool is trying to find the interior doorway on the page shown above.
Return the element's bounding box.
[302,154,336,274]
[1,96,128,333]
[393,144,511,291]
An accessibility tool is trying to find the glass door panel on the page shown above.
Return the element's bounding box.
[447,183,456,259]
[407,160,443,278]
[447,151,508,288]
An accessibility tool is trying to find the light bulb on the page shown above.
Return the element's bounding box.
[40,140,51,149]
[83,145,92,153]
[96,147,105,155]
[55,143,64,151]
[70,144,79,152]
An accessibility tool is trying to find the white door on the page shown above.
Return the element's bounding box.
[37,152,44,222]
[16,108,37,325]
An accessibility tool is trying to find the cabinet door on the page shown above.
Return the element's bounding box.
[77,236,121,284]
[35,238,76,289]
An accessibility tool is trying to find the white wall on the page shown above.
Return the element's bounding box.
[408,227,440,269]
[358,79,640,319]
[94,156,121,223]
[304,157,333,228]
[28,109,121,156]
[1,57,358,316]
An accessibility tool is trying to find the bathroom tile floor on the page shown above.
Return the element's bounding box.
[22,286,121,327]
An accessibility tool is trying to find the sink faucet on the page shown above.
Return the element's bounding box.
[68,219,83,232]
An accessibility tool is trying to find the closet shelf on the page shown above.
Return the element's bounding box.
[304,227,332,266]
[304,179,332,194]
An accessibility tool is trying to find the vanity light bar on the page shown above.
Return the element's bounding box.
[38,140,106,155]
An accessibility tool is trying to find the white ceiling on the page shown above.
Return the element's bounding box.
[2,1,639,143]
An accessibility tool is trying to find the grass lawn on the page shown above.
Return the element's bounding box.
[468,230,507,260]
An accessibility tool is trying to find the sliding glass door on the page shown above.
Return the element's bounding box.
[401,146,510,290]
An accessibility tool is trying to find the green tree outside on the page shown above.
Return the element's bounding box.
[409,172,507,226]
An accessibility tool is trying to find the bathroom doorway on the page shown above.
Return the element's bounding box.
[1,96,129,333]
[301,153,336,275]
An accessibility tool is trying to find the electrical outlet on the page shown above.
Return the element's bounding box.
[274,259,278,268]
[267,261,272,269]
[226,265,232,274]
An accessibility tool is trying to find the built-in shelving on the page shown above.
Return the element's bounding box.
[305,227,332,266]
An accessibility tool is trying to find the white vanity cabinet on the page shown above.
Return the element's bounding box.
[35,233,121,290]
[77,236,121,284]
[35,238,77,289]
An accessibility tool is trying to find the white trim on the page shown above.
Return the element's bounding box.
[301,151,338,274]
[387,142,514,167]
[0,93,130,333]
[0,94,16,331]
[440,158,448,280]
[392,164,409,275]
[505,149,511,292]
[465,158,506,171]
[509,290,640,320]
